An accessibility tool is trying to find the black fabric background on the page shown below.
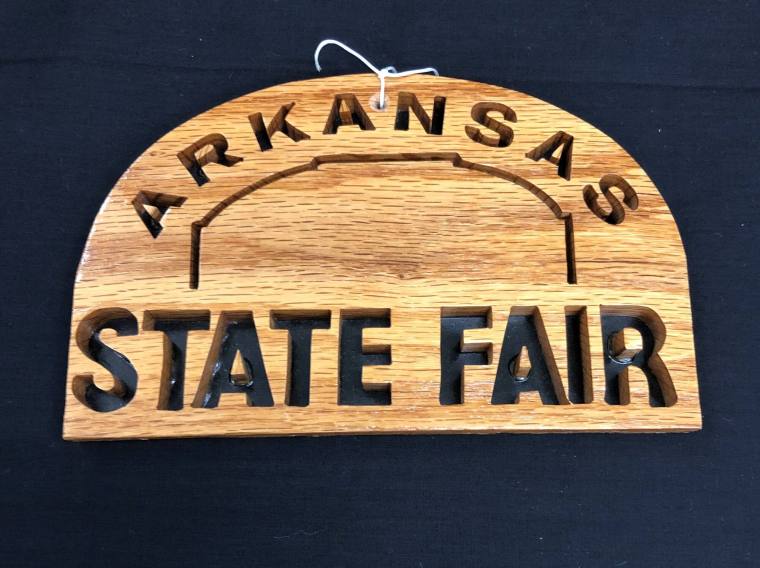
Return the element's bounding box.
[1,1,759,566]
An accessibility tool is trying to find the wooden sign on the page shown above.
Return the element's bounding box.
[64,73,700,440]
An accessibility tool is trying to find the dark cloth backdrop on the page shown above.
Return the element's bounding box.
[1,1,758,566]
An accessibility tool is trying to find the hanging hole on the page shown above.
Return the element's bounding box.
[369,92,390,111]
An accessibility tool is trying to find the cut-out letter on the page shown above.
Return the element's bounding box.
[394,92,446,135]
[601,306,676,407]
[192,312,273,408]
[525,131,574,180]
[323,94,375,135]
[132,191,187,238]
[583,174,639,225]
[144,311,210,410]
[72,308,138,412]
[338,310,391,405]
[271,311,331,407]
[492,308,568,405]
[565,307,592,404]
[465,102,516,148]
[249,102,310,151]
[177,133,243,186]
[439,308,491,405]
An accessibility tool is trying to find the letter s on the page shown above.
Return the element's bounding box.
[465,102,517,148]
[72,308,138,412]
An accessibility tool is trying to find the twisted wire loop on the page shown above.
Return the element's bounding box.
[314,39,438,109]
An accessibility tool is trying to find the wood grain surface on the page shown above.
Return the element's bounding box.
[63,73,700,439]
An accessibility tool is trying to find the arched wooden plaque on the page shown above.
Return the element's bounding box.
[64,73,700,440]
